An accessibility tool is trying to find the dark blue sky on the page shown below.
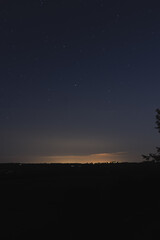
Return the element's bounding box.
[0,0,160,162]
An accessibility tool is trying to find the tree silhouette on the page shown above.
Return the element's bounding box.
[156,108,160,133]
[142,109,160,162]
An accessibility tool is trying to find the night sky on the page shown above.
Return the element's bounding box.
[0,0,160,163]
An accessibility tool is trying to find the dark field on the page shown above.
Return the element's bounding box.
[0,162,160,239]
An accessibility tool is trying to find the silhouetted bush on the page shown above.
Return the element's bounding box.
[142,108,160,162]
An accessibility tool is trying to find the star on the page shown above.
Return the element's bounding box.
[40,0,47,7]
[74,81,80,88]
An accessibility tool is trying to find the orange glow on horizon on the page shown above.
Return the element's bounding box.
[0,152,128,163]
[39,152,127,163]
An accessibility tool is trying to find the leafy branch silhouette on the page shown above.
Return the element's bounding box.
[142,109,160,162]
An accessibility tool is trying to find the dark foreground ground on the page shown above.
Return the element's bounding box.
[0,162,160,239]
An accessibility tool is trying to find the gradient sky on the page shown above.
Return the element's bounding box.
[0,0,160,163]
